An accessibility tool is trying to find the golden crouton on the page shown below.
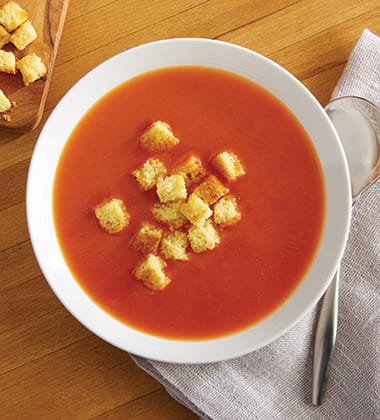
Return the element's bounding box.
[180,194,212,225]
[214,195,241,226]
[132,157,167,191]
[160,231,189,261]
[156,175,187,203]
[211,151,246,182]
[134,254,170,290]
[0,89,11,113]
[132,222,163,254]
[0,49,16,73]
[172,155,206,187]
[94,198,130,234]
[139,121,179,152]
[0,1,28,32]
[193,175,229,205]
[16,53,47,86]
[0,25,10,48]
[152,201,188,229]
[10,20,37,50]
[188,220,220,253]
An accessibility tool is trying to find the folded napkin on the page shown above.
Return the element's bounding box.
[132,29,380,419]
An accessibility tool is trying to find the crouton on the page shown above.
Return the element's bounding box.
[180,194,212,225]
[214,195,241,226]
[192,175,229,205]
[211,151,245,181]
[94,198,130,234]
[134,254,170,290]
[188,220,220,253]
[0,25,10,48]
[132,222,163,254]
[0,49,16,74]
[139,121,179,152]
[0,89,11,112]
[152,201,188,229]
[16,53,47,86]
[0,1,28,32]
[132,157,167,191]
[156,175,187,203]
[172,155,206,187]
[10,20,37,50]
[160,231,189,261]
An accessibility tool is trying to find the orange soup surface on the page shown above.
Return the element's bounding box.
[53,66,325,340]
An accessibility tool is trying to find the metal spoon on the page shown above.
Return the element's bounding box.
[312,96,380,406]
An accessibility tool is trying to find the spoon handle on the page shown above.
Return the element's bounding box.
[312,269,339,405]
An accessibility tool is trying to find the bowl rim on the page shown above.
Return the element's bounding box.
[26,37,351,363]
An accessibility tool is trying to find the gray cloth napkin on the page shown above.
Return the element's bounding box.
[131,29,380,420]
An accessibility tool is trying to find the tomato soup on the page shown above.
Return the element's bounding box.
[53,66,325,340]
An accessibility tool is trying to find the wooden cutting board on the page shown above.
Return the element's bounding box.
[0,0,69,131]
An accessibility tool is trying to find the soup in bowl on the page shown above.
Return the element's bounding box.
[26,38,351,363]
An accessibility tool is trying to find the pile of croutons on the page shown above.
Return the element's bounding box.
[0,1,47,116]
[94,120,245,291]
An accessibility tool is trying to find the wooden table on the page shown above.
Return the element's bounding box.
[1,1,378,418]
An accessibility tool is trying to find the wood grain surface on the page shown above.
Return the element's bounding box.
[0,0,69,131]
[0,1,379,418]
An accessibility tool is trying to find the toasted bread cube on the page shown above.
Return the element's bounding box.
[16,53,47,86]
[214,195,241,226]
[193,175,229,205]
[134,254,170,290]
[10,20,37,50]
[132,222,163,254]
[139,121,179,152]
[211,151,245,181]
[172,155,206,187]
[94,198,130,234]
[0,49,15,74]
[0,89,11,112]
[0,25,10,48]
[160,231,189,261]
[180,194,212,225]
[188,220,220,253]
[132,157,167,191]
[0,1,28,32]
[152,201,188,229]
[156,175,187,203]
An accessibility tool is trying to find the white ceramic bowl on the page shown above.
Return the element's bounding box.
[26,38,351,363]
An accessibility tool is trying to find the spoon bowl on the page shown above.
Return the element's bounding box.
[326,96,380,198]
